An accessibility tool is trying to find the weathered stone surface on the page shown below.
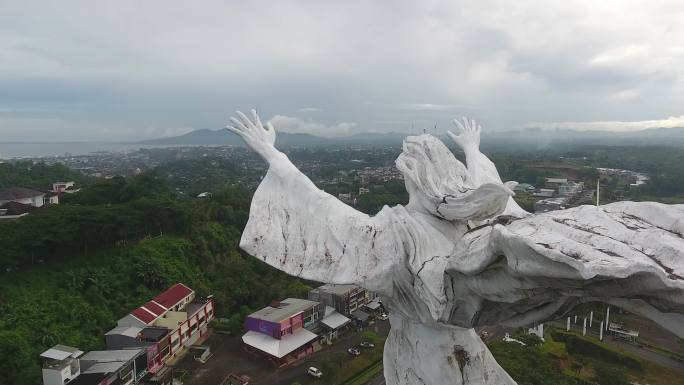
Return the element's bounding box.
[227,111,684,385]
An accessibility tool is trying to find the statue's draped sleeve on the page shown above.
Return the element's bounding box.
[447,201,684,337]
[239,152,401,294]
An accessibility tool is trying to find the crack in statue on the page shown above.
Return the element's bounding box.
[227,110,684,385]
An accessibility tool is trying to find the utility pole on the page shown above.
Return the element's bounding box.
[596,178,600,206]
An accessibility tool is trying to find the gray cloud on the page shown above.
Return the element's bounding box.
[0,0,683,141]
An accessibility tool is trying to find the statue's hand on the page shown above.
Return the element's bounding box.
[447,117,481,154]
[226,109,278,163]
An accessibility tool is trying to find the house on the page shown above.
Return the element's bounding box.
[0,187,45,207]
[242,298,322,366]
[105,283,215,372]
[41,345,83,385]
[308,284,374,317]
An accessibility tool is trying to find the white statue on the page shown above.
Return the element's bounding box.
[227,110,684,385]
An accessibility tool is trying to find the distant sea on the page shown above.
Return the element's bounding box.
[0,142,179,159]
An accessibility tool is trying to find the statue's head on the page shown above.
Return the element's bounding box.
[396,134,513,221]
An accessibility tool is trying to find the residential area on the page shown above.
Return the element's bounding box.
[40,283,389,385]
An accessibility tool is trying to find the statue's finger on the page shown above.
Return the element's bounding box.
[252,109,263,128]
[236,111,254,128]
[471,119,477,131]
[452,118,466,133]
[462,117,470,131]
[225,125,243,136]
[230,117,248,131]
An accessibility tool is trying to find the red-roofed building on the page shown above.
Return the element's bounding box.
[110,283,214,372]
[143,301,167,316]
[153,283,194,310]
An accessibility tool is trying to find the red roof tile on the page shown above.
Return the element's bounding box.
[153,283,193,309]
[143,301,167,316]
[131,307,157,324]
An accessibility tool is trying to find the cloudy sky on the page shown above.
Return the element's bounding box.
[1,0,684,141]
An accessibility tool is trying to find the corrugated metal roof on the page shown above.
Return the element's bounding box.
[105,326,143,338]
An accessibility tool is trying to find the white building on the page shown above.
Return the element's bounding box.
[40,345,83,385]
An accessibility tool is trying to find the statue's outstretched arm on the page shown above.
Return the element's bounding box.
[448,117,528,217]
[227,111,398,293]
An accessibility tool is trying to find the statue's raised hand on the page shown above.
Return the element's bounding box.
[447,117,481,154]
[226,109,278,163]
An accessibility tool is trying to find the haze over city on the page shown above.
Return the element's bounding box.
[2,0,684,142]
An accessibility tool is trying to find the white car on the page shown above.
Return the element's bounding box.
[378,313,389,321]
[307,367,323,378]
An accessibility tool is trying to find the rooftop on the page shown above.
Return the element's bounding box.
[0,187,45,201]
[311,283,361,296]
[321,307,351,330]
[40,344,83,361]
[153,283,193,308]
[80,349,142,363]
[242,328,318,358]
[248,298,319,323]
[105,325,143,338]
[0,201,36,215]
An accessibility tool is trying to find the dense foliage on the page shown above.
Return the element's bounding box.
[0,170,313,385]
[0,161,88,189]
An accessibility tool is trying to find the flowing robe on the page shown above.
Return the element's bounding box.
[239,151,684,384]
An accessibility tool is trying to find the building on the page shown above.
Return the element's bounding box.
[308,284,374,317]
[533,188,555,198]
[76,349,147,385]
[534,197,568,213]
[105,283,215,372]
[52,181,78,194]
[0,187,45,207]
[41,345,83,385]
[545,178,568,188]
[242,298,322,366]
[558,181,583,197]
[319,306,351,343]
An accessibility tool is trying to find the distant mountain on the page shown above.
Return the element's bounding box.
[137,126,684,150]
[137,129,410,147]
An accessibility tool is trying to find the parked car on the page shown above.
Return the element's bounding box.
[378,313,389,321]
[347,347,361,356]
[360,341,375,348]
[307,367,323,378]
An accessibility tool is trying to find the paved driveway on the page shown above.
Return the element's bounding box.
[175,320,390,385]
